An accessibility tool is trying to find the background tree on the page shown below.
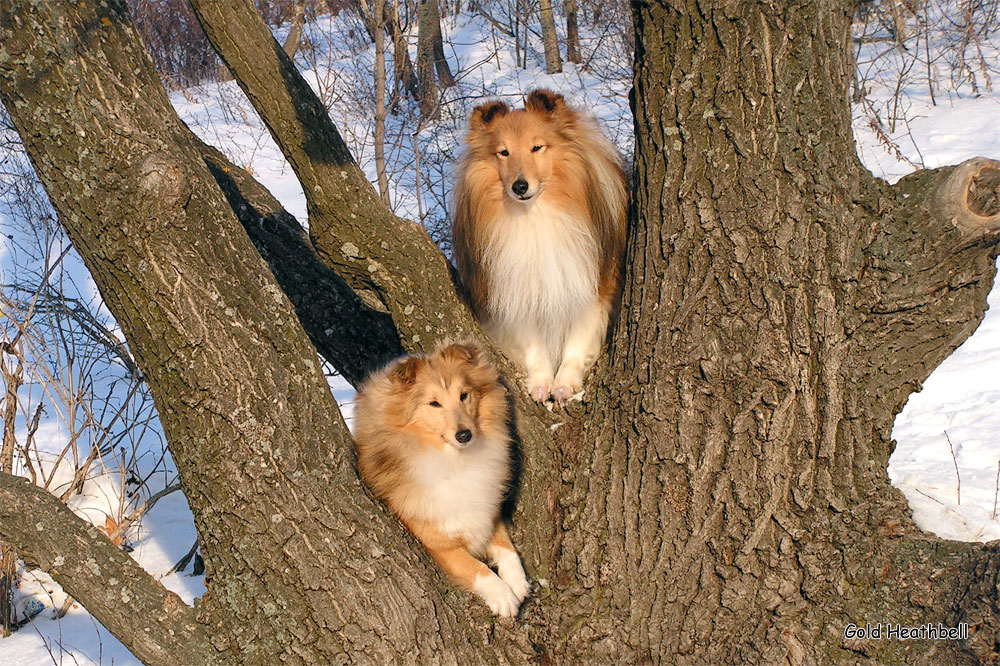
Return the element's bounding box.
[417,0,455,117]
[280,0,307,57]
[387,0,422,100]
[539,0,563,73]
[563,0,581,64]
[1,1,1000,665]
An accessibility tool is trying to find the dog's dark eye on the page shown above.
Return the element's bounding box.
[460,392,468,401]
[531,145,543,152]
[429,400,441,407]
[498,149,509,157]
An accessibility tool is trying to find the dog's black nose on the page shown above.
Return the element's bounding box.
[456,429,472,444]
[512,179,529,196]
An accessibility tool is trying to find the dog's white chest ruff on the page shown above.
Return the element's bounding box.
[483,200,598,342]
[409,439,508,553]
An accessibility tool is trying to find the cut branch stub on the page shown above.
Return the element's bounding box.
[936,157,1000,236]
[970,167,1000,217]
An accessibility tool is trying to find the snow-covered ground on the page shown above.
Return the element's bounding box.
[1,8,999,665]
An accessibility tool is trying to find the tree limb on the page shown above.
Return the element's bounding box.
[856,158,1000,421]
[0,4,538,661]
[192,135,404,385]
[0,473,217,666]
[187,0,483,354]
[935,157,1000,239]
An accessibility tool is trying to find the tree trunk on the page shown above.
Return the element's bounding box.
[536,1,1000,662]
[417,0,454,117]
[2,0,1000,664]
[539,0,562,74]
[374,0,391,204]
[0,343,21,636]
[416,0,438,117]
[0,3,523,663]
[430,0,456,87]
[563,0,581,64]
[281,0,307,58]
[388,0,421,100]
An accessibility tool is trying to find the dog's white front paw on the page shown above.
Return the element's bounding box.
[529,383,550,402]
[495,550,531,602]
[526,371,553,403]
[473,573,521,617]
[552,361,583,402]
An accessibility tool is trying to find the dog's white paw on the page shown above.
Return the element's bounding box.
[552,363,583,402]
[473,573,521,618]
[526,372,553,403]
[529,384,550,402]
[495,550,531,602]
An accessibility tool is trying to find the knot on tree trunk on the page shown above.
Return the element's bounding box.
[937,157,1000,235]
[138,152,190,212]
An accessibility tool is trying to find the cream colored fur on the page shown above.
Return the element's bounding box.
[353,342,530,617]
[452,89,627,402]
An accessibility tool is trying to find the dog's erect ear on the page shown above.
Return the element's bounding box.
[469,101,509,130]
[389,356,424,387]
[524,89,565,115]
[437,339,485,366]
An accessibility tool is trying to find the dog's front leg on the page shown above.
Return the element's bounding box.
[552,298,611,401]
[495,323,554,402]
[426,544,522,617]
[486,521,531,602]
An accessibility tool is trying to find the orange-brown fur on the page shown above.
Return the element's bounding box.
[353,341,530,617]
[452,89,627,401]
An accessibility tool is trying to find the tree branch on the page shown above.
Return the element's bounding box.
[935,157,1000,239]
[856,158,1000,420]
[0,473,217,666]
[0,4,538,660]
[192,135,404,385]
[186,0,482,353]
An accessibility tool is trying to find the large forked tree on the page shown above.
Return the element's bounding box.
[1,1,999,663]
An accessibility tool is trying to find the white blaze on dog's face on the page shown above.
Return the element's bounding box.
[466,90,569,203]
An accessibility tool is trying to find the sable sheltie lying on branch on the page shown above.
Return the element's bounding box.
[353,341,530,617]
[452,89,627,402]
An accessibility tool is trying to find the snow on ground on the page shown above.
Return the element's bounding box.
[1,7,1000,665]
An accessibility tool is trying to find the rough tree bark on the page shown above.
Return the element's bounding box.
[416,0,455,117]
[563,0,581,64]
[546,2,1000,663]
[1,0,1000,664]
[0,3,526,663]
[539,0,563,73]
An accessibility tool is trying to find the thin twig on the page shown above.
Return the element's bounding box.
[944,430,961,505]
[108,481,182,546]
[992,458,999,521]
[915,487,947,506]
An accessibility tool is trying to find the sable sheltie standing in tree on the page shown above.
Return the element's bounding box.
[352,341,530,617]
[452,89,627,402]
